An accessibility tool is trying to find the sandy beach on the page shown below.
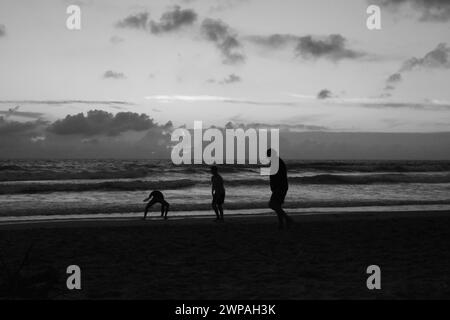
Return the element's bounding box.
[1,210,450,299]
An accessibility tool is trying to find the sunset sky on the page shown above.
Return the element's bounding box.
[0,0,449,136]
[0,0,450,158]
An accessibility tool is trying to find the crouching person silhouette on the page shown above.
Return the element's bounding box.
[143,190,170,220]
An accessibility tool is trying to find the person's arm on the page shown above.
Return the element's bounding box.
[143,193,152,202]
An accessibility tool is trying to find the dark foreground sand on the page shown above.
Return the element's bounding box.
[1,211,450,299]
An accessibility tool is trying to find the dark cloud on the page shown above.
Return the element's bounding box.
[47,110,157,136]
[247,33,370,62]
[0,24,5,37]
[295,34,365,61]
[400,43,450,71]
[115,12,149,30]
[317,89,333,100]
[384,43,450,92]
[0,117,45,135]
[245,34,300,49]
[373,0,450,21]
[200,18,245,64]
[103,70,126,79]
[150,6,197,34]
[221,74,241,84]
[387,73,402,83]
[208,74,242,84]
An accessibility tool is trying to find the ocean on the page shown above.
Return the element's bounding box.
[1,159,450,222]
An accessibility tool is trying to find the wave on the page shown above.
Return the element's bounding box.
[290,173,450,184]
[1,173,450,194]
[228,173,450,186]
[0,179,196,194]
[286,160,450,173]
[0,165,24,171]
[1,160,450,182]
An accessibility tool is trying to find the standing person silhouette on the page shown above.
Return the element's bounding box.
[143,190,170,220]
[267,149,294,229]
[211,166,225,221]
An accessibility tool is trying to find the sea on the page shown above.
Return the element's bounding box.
[1,159,450,223]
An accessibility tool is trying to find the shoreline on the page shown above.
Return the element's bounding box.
[1,207,449,229]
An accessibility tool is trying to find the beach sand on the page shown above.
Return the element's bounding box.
[1,210,450,299]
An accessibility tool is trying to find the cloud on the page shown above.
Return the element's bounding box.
[245,34,300,49]
[208,0,250,13]
[221,74,241,84]
[0,117,45,135]
[247,33,371,62]
[373,0,450,21]
[115,10,244,64]
[115,7,197,34]
[0,106,44,119]
[400,43,450,71]
[209,74,242,84]
[295,34,365,61]
[145,95,298,106]
[384,43,450,92]
[359,102,450,110]
[0,100,133,106]
[115,12,149,30]
[103,70,126,79]
[200,18,245,64]
[150,6,197,34]
[226,121,328,131]
[290,93,450,110]
[317,89,333,100]
[386,73,402,83]
[47,110,157,136]
[0,24,5,37]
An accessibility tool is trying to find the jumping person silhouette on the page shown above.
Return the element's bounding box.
[267,149,294,229]
[143,190,170,220]
[211,166,225,221]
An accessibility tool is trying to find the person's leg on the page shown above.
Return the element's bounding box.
[144,199,157,220]
[212,201,220,220]
[279,190,294,228]
[218,204,224,221]
[269,193,284,228]
[144,203,150,220]
[163,201,169,219]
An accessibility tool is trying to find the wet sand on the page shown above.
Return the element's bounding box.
[1,210,450,299]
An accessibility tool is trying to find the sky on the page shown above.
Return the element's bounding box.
[0,0,449,158]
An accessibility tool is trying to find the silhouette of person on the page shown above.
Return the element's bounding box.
[211,166,225,221]
[143,190,170,220]
[267,149,294,229]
